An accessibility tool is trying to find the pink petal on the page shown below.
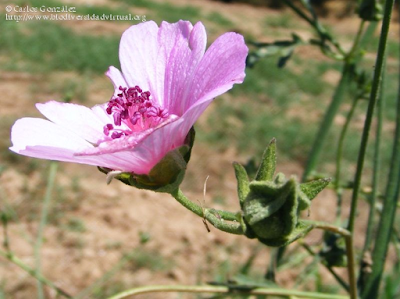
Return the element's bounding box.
[162,21,207,115]
[158,20,193,54]
[76,115,178,156]
[125,117,187,173]
[106,66,128,96]
[119,21,163,103]
[9,118,158,173]
[10,118,93,153]
[36,101,107,144]
[10,21,248,177]
[182,32,248,111]
[148,32,247,151]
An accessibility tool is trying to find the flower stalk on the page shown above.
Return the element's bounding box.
[35,162,58,299]
[170,188,245,235]
[347,0,395,234]
[334,94,360,221]
[361,1,399,296]
[106,284,349,299]
[310,221,357,299]
[0,249,72,298]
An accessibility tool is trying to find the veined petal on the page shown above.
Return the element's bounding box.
[76,115,178,156]
[10,21,248,178]
[162,21,207,115]
[10,118,158,173]
[10,118,93,153]
[36,101,107,144]
[182,32,248,111]
[123,117,187,174]
[158,20,193,55]
[119,21,162,103]
[106,66,128,96]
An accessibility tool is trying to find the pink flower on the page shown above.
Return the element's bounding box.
[10,20,248,175]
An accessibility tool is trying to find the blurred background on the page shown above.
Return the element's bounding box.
[0,0,399,298]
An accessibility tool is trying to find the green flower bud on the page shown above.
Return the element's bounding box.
[358,0,383,21]
[234,139,330,247]
[320,231,347,267]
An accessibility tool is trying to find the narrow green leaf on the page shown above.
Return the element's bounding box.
[255,138,277,182]
[233,162,250,208]
[300,178,331,201]
[302,66,352,181]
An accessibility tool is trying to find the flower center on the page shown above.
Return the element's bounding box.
[103,86,169,140]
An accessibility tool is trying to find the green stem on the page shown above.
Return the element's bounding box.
[335,95,361,221]
[283,0,345,57]
[361,1,399,297]
[302,65,352,181]
[0,249,71,298]
[283,0,314,27]
[362,64,385,255]
[170,189,245,235]
[308,221,357,299]
[75,250,138,299]
[347,0,394,234]
[34,162,58,299]
[302,19,376,182]
[347,20,366,63]
[301,242,350,292]
[106,284,349,299]
[2,215,10,252]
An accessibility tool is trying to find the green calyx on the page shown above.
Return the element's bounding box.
[234,139,330,247]
[99,127,195,193]
[320,231,347,267]
[358,0,383,21]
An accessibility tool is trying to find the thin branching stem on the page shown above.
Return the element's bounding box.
[0,249,72,298]
[347,0,395,234]
[1,216,10,252]
[34,162,58,299]
[357,75,384,291]
[283,0,345,57]
[307,221,357,299]
[335,95,361,221]
[106,284,349,299]
[301,242,350,292]
[302,17,375,181]
[363,67,385,255]
[170,189,245,235]
[303,65,353,181]
[361,1,399,296]
[75,251,138,299]
[347,20,366,63]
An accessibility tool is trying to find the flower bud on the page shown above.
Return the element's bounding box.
[234,139,330,247]
[358,0,383,21]
[320,231,347,267]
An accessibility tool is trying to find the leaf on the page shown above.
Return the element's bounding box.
[246,34,303,68]
[255,138,277,181]
[233,162,250,208]
[277,48,294,68]
[300,178,331,200]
